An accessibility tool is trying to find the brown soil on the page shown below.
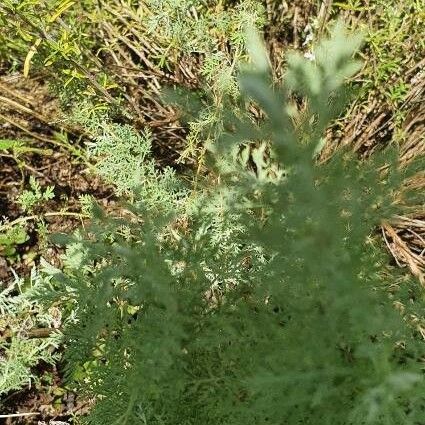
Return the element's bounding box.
[0,73,114,283]
[1,362,92,424]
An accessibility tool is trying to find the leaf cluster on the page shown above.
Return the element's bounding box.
[17,176,55,213]
[0,269,62,397]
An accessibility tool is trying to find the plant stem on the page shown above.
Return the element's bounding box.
[0,212,89,232]
[0,412,40,418]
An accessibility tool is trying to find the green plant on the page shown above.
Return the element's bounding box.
[334,0,425,110]
[0,0,115,110]
[44,23,424,425]
[0,268,62,397]
[0,139,51,156]
[17,176,55,213]
[84,119,187,210]
[0,225,29,257]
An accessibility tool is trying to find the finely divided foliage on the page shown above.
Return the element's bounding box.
[44,24,425,424]
[0,270,61,396]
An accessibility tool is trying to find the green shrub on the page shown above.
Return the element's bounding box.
[0,268,62,397]
[43,23,425,425]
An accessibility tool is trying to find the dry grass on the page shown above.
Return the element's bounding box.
[320,60,424,283]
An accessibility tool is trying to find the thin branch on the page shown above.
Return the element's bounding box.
[0,412,40,418]
[0,211,89,232]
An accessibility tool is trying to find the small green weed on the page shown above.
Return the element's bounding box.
[17,176,55,213]
[0,226,29,258]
